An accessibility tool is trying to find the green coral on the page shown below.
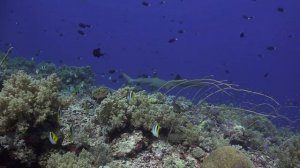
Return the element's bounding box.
[202,146,255,168]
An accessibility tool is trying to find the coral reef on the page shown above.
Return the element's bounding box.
[0,55,299,168]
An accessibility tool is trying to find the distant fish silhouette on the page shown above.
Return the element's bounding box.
[240,32,245,38]
[242,15,255,20]
[79,23,91,29]
[142,1,150,6]
[266,46,277,51]
[168,38,178,43]
[93,48,105,58]
[77,30,85,36]
[277,7,284,12]
[264,73,269,78]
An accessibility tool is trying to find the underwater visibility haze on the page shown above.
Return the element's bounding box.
[1,0,300,167]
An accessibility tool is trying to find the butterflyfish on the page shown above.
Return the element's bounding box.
[49,132,58,145]
[151,124,161,138]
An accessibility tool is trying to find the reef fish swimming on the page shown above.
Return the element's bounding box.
[151,124,161,138]
[49,132,58,145]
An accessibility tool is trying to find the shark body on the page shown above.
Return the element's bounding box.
[121,73,208,90]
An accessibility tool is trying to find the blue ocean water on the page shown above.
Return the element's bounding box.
[1,0,300,128]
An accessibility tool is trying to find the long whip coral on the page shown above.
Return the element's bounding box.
[0,46,14,68]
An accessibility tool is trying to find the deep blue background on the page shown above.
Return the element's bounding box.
[1,0,300,126]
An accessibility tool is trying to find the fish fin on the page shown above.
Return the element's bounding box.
[121,72,134,84]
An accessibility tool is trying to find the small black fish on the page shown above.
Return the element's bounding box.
[266,46,277,51]
[143,74,150,78]
[111,79,117,83]
[79,23,91,29]
[108,69,116,74]
[160,1,166,5]
[93,48,105,58]
[178,30,185,34]
[168,38,178,43]
[225,70,230,74]
[257,54,264,59]
[277,7,284,12]
[152,72,158,77]
[242,15,254,20]
[142,1,150,6]
[35,49,42,56]
[174,74,182,80]
[264,73,269,78]
[240,32,245,38]
[77,30,85,35]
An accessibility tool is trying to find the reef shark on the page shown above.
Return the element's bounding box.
[121,72,209,90]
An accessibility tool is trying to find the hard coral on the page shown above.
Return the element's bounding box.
[0,71,66,134]
[202,146,255,168]
[91,86,111,103]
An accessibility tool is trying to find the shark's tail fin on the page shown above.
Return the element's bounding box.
[121,72,134,84]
